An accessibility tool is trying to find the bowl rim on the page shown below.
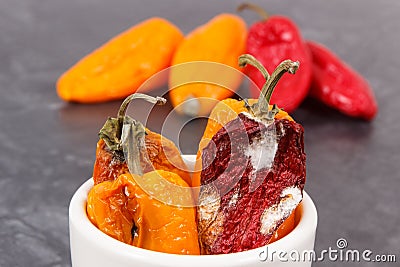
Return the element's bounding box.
[69,155,317,266]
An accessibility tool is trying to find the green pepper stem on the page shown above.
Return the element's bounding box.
[237,3,269,20]
[98,93,166,152]
[239,54,270,81]
[238,54,299,121]
[258,60,299,116]
[117,93,165,176]
[116,93,166,140]
[121,117,146,176]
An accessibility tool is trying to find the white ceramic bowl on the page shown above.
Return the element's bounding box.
[69,155,317,267]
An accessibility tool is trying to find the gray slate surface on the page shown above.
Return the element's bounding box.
[0,0,399,266]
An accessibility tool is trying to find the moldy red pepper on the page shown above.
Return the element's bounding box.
[197,54,306,254]
[307,41,378,120]
[238,3,312,113]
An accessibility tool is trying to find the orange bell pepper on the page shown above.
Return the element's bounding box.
[87,171,200,255]
[92,93,191,186]
[87,93,199,254]
[57,18,183,103]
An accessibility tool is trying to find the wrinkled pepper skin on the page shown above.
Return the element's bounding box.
[245,16,312,113]
[93,128,191,186]
[307,41,378,120]
[57,18,183,103]
[169,14,247,116]
[87,171,200,255]
[192,98,292,189]
[192,99,295,245]
[197,113,306,254]
[195,53,304,253]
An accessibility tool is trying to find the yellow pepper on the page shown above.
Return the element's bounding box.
[57,18,183,103]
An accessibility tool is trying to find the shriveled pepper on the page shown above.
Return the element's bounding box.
[87,115,199,254]
[93,93,191,186]
[238,3,312,113]
[307,41,378,120]
[192,99,292,186]
[169,14,247,116]
[192,56,296,245]
[196,55,306,254]
[57,18,183,103]
[192,56,293,189]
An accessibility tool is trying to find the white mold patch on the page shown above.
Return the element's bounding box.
[259,186,302,236]
[228,187,240,208]
[198,185,220,223]
[245,135,278,172]
[241,112,278,173]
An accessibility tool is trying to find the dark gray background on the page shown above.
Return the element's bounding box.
[1,0,399,266]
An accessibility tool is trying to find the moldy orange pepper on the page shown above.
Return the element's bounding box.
[93,93,191,186]
[169,14,247,116]
[87,111,199,254]
[57,18,183,103]
[87,172,199,254]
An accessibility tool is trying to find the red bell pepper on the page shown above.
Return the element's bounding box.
[238,3,312,113]
[307,41,378,120]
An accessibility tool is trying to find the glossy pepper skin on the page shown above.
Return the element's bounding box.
[307,41,378,120]
[87,171,200,255]
[239,4,312,113]
[57,18,183,103]
[169,14,247,116]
